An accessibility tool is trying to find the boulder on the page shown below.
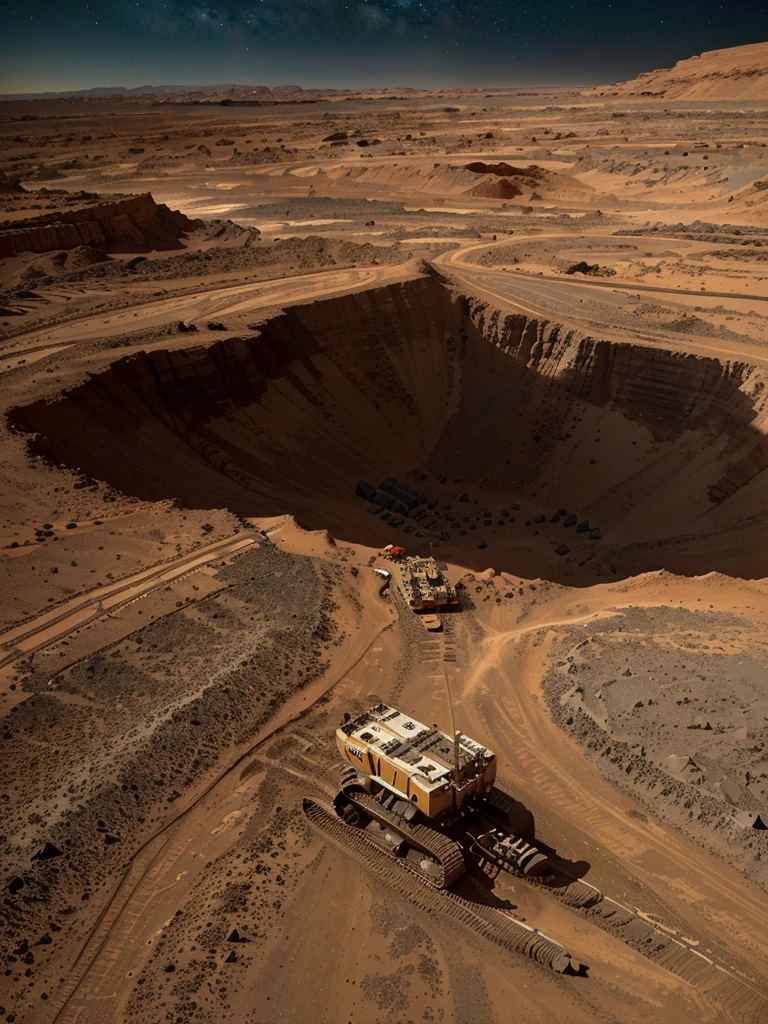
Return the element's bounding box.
[33,842,63,861]
[355,479,375,501]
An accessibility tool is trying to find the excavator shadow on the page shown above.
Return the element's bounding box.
[546,853,592,885]
[562,961,590,978]
[455,862,518,911]
[304,795,592,977]
[457,857,592,978]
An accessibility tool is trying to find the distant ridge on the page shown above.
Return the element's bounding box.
[0,83,567,103]
[0,83,449,103]
[587,41,768,101]
[0,84,299,101]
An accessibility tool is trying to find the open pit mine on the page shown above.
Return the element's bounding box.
[1,41,768,1024]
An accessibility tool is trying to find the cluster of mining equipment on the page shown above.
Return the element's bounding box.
[378,549,459,629]
[302,556,602,973]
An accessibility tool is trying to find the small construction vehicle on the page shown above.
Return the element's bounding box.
[381,544,406,561]
[420,613,442,632]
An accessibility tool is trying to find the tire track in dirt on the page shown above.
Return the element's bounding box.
[0,534,257,696]
[303,798,573,973]
[453,618,768,1022]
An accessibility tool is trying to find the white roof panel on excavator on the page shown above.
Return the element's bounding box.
[344,704,494,794]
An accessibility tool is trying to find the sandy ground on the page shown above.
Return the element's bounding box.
[1,45,767,1024]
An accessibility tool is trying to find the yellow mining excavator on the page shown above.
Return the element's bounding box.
[333,702,550,887]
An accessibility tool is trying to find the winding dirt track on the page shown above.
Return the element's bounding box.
[8,233,765,381]
[0,261,414,373]
[430,590,768,1021]
[439,234,768,304]
[435,236,768,364]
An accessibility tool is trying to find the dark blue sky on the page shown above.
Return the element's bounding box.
[2,0,765,93]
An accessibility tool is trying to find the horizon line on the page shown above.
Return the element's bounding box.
[0,82,599,99]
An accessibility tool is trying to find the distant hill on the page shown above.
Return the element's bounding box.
[587,42,768,101]
[0,83,428,103]
[0,83,289,101]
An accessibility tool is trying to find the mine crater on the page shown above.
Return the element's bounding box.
[10,274,768,583]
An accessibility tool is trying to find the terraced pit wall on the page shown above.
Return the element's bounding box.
[10,274,768,580]
[0,192,199,256]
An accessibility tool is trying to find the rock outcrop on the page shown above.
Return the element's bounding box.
[588,41,768,101]
[0,192,200,257]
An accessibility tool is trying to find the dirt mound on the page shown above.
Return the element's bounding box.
[195,218,261,246]
[542,601,768,888]
[463,162,591,204]
[12,275,768,583]
[590,41,768,101]
[64,244,110,268]
[722,174,768,227]
[471,178,523,199]
[464,162,535,198]
[565,261,616,277]
[0,192,201,257]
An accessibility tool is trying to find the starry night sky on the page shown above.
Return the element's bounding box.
[1,0,766,94]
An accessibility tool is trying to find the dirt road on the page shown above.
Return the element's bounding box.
[0,261,414,373]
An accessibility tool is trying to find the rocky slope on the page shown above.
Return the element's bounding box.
[590,41,768,101]
[0,192,200,256]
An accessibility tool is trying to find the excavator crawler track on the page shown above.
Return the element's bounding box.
[303,798,573,973]
[343,787,465,887]
[331,764,465,886]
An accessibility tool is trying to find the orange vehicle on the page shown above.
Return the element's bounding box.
[381,544,406,560]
